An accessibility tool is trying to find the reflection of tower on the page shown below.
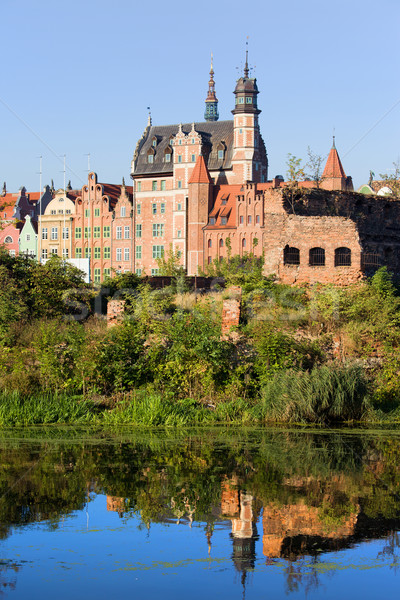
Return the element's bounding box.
[106,495,125,517]
[221,480,258,594]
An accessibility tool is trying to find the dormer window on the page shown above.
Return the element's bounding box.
[217,141,226,161]
[218,150,224,160]
[147,147,155,163]
[152,137,157,148]
[164,145,172,163]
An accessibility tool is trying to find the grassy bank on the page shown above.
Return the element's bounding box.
[1,251,400,425]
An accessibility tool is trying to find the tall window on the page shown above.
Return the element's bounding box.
[152,245,164,259]
[103,268,111,278]
[51,227,58,240]
[85,247,91,258]
[121,206,126,217]
[42,228,48,240]
[42,249,47,259]
[178,155,182,163]
[62,227,69,240]
[94,247,101,259]
[116,226,122,239]
[75,248,82,258]
[93,226,100,238]
[160,203,165,214]
[62,248,69,258]
[152,224,164,237]
[191,154,196,162]
[116,248,122,261]
[152,203,157,215]
[136,224,142,238]
[124,226,130,239]
[94,208,100,217]
[152,181,157,191]
[137,204,141,215]
[104,247,110,259]
[137,181,141,192]
[85,209,90,217]
[84,227,91,239]
[161,180,166,190]
[136,246,142,259]
[103,226,110,238]
[124,248,130,261]
[94,268,101,283]
[178,181,182,189]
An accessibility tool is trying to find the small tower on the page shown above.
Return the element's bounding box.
[231,46,268,183]
[204,54,219,122]
[321,137,353,191]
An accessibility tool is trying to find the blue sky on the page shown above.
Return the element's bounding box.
[1,0,399,191]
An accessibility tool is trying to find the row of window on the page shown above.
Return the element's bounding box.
[283,246,352,267]
[74,226,131,239]
[42,227,69,240]
[208,238,250,249]
[49,209,72,215]
[235,96,254,105]
[41,248,69,259]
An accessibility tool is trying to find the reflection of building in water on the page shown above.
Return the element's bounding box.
[221,479,259,588]
[262,503,359,559]
[106,495,125,517]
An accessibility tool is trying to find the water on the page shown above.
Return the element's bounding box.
[0,427,399,598]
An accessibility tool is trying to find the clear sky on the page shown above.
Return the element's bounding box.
[1,0,399,192]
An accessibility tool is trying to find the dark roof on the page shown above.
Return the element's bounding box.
[132,120,234,176]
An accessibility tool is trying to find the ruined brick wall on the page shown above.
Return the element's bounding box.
[221,287,242,335]
[107,299,126,327]
[262,213,363,285]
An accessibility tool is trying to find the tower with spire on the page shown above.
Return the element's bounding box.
[231,43,268,184]
[321,137,353,191]
[204,54,219,122]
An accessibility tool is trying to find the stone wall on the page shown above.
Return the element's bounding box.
[107,299,126,327]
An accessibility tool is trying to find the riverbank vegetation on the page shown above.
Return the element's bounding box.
[1,248,400,425]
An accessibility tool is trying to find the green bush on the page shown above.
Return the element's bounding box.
[261,365,370,424]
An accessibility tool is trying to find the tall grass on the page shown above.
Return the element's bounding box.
[0,391,97,426]
[260,365,371,424]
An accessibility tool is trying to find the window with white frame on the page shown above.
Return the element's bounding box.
[42,249,47,259]
[116,226,122,239]
[62,248,69,258]
[152,245,164,259]
[116,248,122,261]
[124,248,130,261]
[51,227,58,240]
[152,223,164,237]
[124,226,130,239]
[62,227,69,239]
[42,228,48,240]
[121,206,126,217]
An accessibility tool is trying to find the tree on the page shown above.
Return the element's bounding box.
[286,154,305,182]
[379,159,400,197]
[306,147,326,189]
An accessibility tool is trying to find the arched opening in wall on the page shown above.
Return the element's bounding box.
[219,238,224,248]
[335,247,351,267]
[242,238,246,253]
[384,247,394,265]
[361,251,381,270]
[309,247,325,266]
[4,236,13,244]
[284,245,300,265]
[207,239,212,248]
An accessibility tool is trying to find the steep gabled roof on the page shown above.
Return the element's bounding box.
[132,120,234,176]
[188,154,213,184]
[322,142,346,179]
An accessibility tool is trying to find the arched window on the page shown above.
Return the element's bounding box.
[4,236,13,244]
[164,145,172,163]
[335,247,351,267]
[208,239,212,248]
[219,239,224,248]
[309,247,325,266]
[242,238,246,248]
[284,245,300,265]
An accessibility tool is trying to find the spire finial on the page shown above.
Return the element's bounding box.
[210,52,214,75]
[244,37,249,78]
[204,55,219,121]
[147,107,152,127]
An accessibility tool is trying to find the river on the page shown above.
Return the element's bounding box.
[0,426,399,598]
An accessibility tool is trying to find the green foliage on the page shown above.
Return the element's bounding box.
[286,153,305,182]
[156,243,185,277]
[200,252,268,290]
[261,365,370,424]
[370,266,397,299]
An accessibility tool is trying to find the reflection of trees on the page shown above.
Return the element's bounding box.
[0,428,400,596]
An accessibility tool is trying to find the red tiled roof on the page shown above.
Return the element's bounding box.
[28,192,41,203]
[322,145,346,179]
[188,155,213,184]
[206,184,244,229]
[0,193,18,220]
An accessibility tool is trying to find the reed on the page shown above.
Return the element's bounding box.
[260,365,370,424]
